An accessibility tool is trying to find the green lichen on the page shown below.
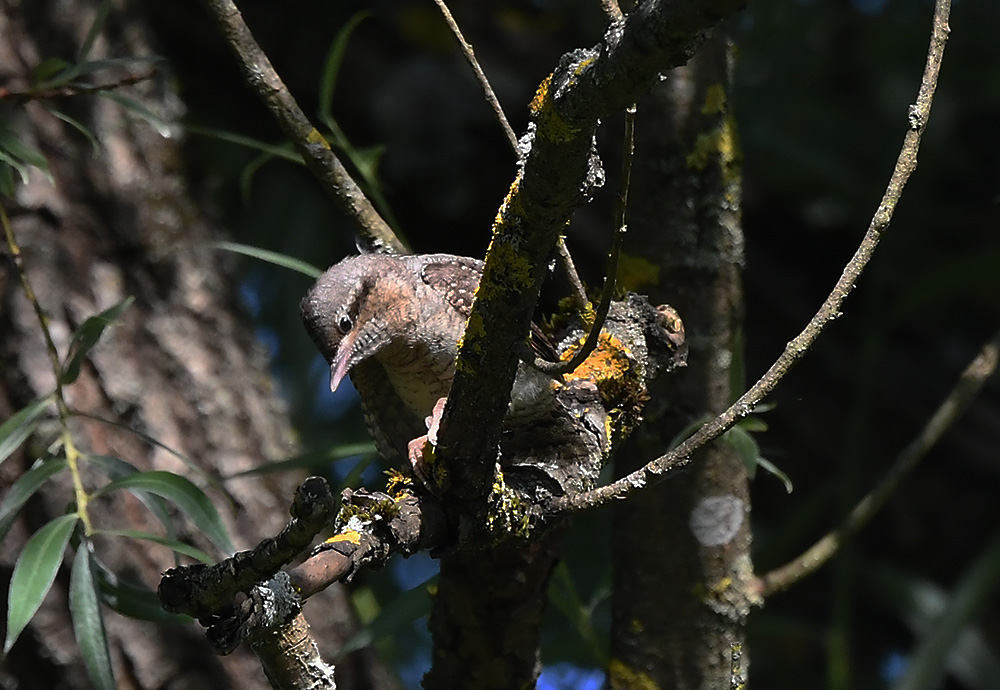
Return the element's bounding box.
[337,496,400,524]
[482,239,535,295]
[486,469,533,540]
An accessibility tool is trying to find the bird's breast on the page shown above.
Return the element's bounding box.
[376,341,455,418]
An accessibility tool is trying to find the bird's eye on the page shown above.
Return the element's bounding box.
[337,315,353,334]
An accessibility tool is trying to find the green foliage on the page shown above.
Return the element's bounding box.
[92,557,188,624]
[0,456,67,545]
[0,396,53,466]
[340,575,435,657]
[211,241,322,279]
[0,123,52,196]
[61,298,134,385]
[69,543,115,690]
[4,513,79,655]
[547,562,608,664]
[94,471,233,555]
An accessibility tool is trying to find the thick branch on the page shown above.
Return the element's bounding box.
[556,0,953,512]
[436,0,746,506]
[199,0,405,253]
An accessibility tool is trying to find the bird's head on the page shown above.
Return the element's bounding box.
[301,255,417,392]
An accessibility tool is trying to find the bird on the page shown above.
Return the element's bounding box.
[300,252,686,497]
[300,253,489,471]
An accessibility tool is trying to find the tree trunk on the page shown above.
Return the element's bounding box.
[610,34,753,690]
[0,2,396,688]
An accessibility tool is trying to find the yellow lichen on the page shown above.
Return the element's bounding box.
[608,658,660,690]
[617,253,661,292]
[527,72,580,143]
[701,83,727,116]
[561,331,647,440]
[483,241,534,293]
[325,530,361,546]
[686,129,721,171]
[486,468,532,540]
[529,74,553,117]
[305,128,331,150]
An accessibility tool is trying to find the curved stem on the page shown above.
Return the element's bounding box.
[199,0,406,254]
[556,0,953,513]
[755,328,1000,597]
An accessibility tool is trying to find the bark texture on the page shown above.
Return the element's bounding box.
[0,2,396,688]
[609,35,753,689]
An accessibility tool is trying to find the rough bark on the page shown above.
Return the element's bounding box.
[0,2,397,688]
[609,35,753,689]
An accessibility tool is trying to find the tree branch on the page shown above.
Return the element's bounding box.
[754,327,1000,597]
[532,103,635,377]
[431,0,518,154]
[436,0,747,508]
[555,0,953,513]
[198,0,406,254]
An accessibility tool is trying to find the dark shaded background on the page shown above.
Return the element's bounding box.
[140,0,1000,687]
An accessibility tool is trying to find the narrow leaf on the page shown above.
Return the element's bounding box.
[69,544,115,690]
[92,558,188,623]
[40,106,99,151]
[723,425,761,480]
[227,442,376,478]
[756,457,794,493]
[86,454,175,537]
[0,129,52,180]
[95,529,213,565]
[339,577,434,656]
[0,456,68,545]
[30,58,70,86]
[319,13,370,123]
[99,92,172,138]
[94,471,232,554]
[58,56,163,83]
[61,297,134,384]
[185,125,303,162]
[77,0,113,61]
[0,159,16,195]
[4,513,78,655]
[738,416,769,433]
[0,395,53,466]
[210,241,322,279]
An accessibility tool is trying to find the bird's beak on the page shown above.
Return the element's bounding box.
[329,329,358,393]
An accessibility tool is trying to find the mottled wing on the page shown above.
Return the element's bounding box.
[419,255,483,318]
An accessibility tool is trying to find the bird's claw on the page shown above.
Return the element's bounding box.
[407,397,449,494]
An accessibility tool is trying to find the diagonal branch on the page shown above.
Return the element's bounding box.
[199,0,406,254]
[755,327,1000,597]
[430,0,518,153]
[434,0,748,506]
[555,0,953,513]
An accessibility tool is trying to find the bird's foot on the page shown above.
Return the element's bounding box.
[407,397,449,494]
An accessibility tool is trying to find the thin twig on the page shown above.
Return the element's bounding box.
[431,0,518,154]
[534,103,636,376]
[755,327,1000,597]
[554,0,953,513]
[0,68,158,102]
[2,202,92,534]
[556,237,589,310]
[199,0,406,254]
[429,0,593,341]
